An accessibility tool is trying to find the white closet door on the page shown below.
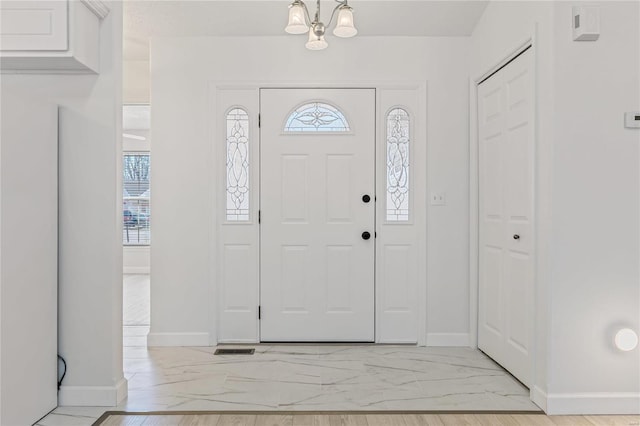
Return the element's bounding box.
[260,88,375,342]
[478,49,534,386]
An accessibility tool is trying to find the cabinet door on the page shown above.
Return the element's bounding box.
[0,1,68,51]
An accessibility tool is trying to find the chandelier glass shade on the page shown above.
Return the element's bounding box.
[306,27,329,50]
[285,2,308,34]
[333,5,357,38]
[285,0,357,50]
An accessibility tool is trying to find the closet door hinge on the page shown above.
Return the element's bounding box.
[258,210,261,224]
[258,305,261,320]
[258,113,261,128]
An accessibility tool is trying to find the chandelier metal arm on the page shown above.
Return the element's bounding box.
[326,0,349,28]
[299,0,313,26]
[314,0,320,23]
[286,0,356,50]
[296,0,349,26]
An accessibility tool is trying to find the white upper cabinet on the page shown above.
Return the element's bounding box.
[0,0,109,73]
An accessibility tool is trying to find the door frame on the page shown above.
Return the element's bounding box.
[210,81,428,346]
[469,31,546,409]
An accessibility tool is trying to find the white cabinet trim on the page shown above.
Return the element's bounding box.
[0,0,106,73]
[80,0,110,20]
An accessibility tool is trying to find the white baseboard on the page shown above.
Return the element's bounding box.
[147,332,210,347]
[123,266,150,274]
[546,392,640,415]
[59,378,128,407]
[531,385,548,412]
[426,333,470,347]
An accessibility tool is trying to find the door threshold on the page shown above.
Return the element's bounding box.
[260,341,375,345]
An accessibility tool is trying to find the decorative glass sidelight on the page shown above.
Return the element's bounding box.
[386,108,410,221]
[226,108,250,221]
[284,102,350,132]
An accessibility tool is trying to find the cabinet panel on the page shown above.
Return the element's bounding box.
[0,1,68,51]
[0,0,108,73]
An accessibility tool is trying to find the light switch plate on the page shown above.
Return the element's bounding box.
[625,112,640,129]
[431,192,446,206]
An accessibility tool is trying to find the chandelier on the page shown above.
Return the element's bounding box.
[285,0,358,50]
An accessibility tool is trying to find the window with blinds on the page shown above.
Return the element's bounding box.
[123,152,150,245]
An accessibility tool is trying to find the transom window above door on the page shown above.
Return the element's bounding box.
[284,101,350,132]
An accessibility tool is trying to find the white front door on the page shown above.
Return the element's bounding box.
[478,48,535,386]
[260,88,375,342]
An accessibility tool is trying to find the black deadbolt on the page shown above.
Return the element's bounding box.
[513,234,520,240]
[362,194,371,203]
[362,231,371,240]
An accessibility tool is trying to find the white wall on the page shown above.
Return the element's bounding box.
[548,1,639,414]
[469,0,555,409]
[1,87,58,426]
[124,247,150,273]
[124,60,150,104]
[0,1,125,415]
[150,36,471,346]
[471,0,640,414]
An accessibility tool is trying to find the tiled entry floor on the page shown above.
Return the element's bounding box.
[39,329,539,425]
[122,341,537,412]
[38,274,539,425]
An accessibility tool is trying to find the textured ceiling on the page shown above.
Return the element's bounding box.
[124,0,489,60]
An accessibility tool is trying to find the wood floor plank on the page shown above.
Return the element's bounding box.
[291,414,315,426]
[102,415,149,426]
[585,415,640,426]
[624,416,640,424]
[96,413,640,426]
[291,415,368,426]
[438,414,475,425]
[294,414,345,426]
[255,414,293,426]
[342,415,369,426]
[510,414,556,426]
[365,414,406,426]
[142,415,185,425]
[402,414,445,426]
[547,416,596,426]
[179,414,222,425]
[325,415,347,426]
[473,414,520,426]
[216,414,258,426]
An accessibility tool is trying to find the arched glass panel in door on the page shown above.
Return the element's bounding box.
[386,108,410,222]
[226,108,250,221]
[284,102,350,132]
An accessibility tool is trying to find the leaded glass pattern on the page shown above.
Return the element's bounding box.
[386,108,410,221]
[284,102,350,132]
[226,108,250,221]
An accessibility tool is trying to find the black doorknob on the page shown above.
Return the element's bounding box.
[362,231,371,240]
[513,234,520,240]
[362,194,371,203]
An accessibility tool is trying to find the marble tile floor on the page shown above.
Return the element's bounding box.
[123,274,150,327]
[38,326,540,426]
